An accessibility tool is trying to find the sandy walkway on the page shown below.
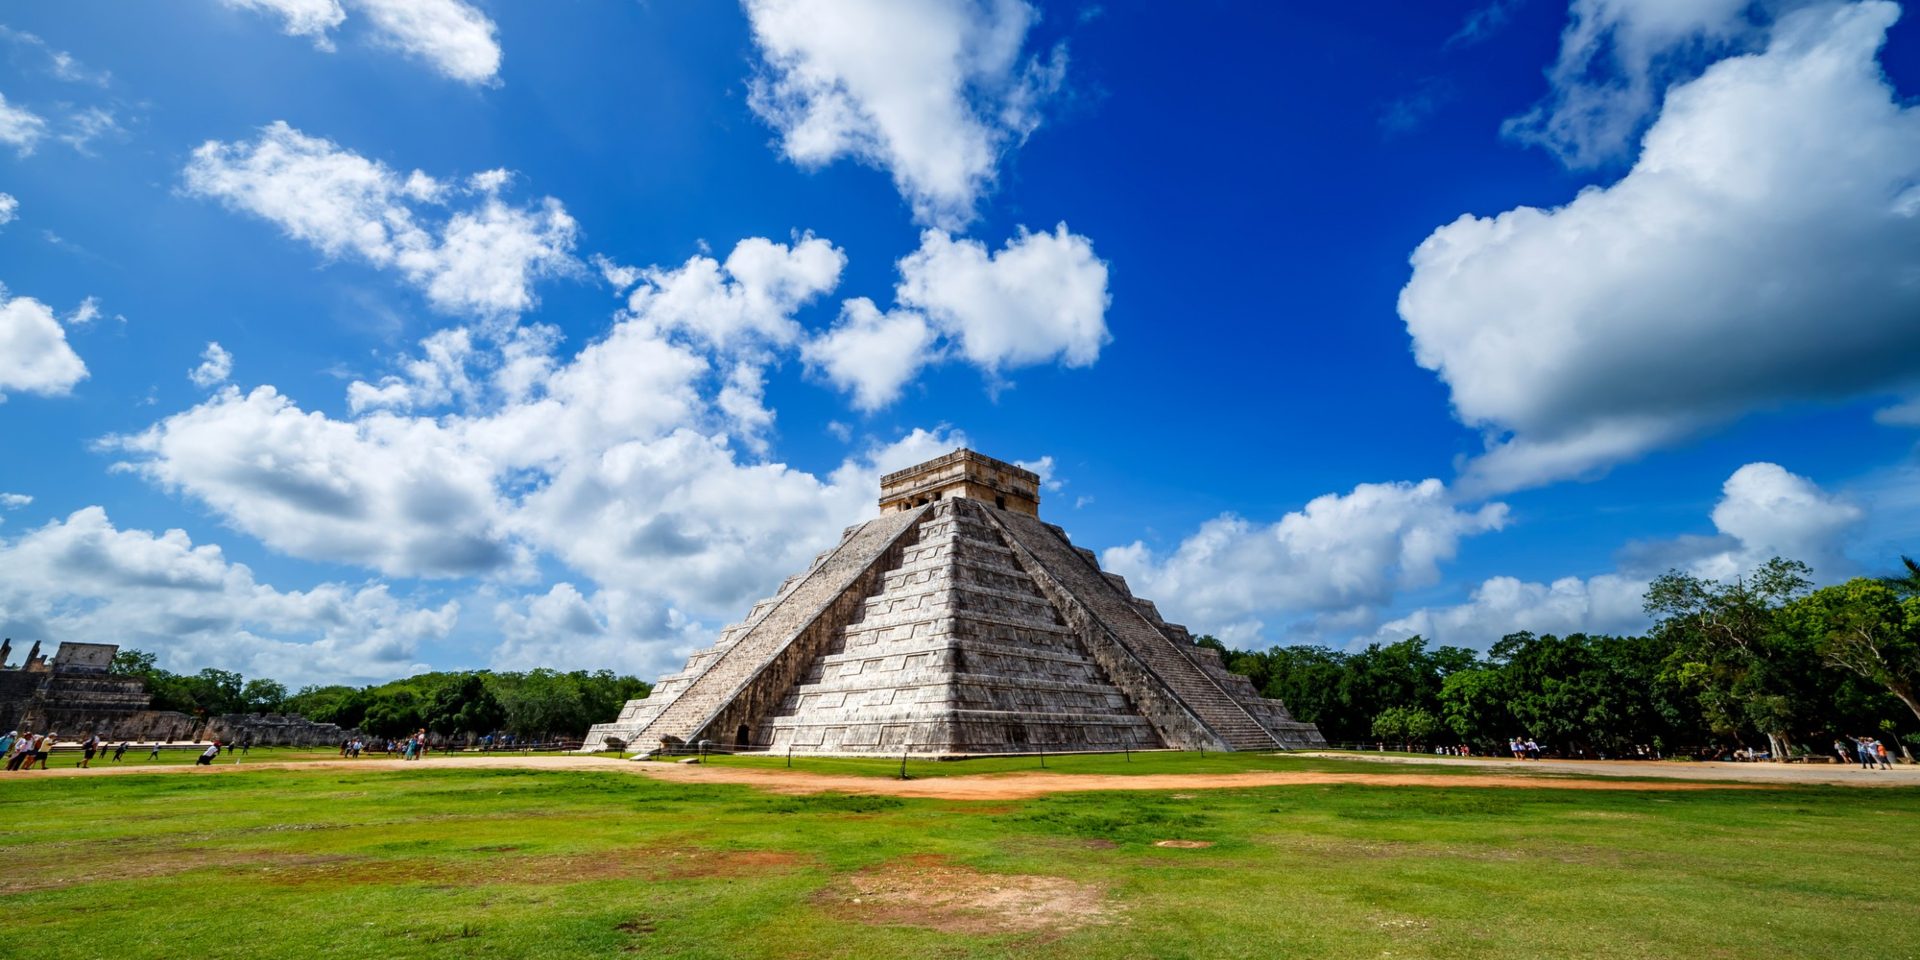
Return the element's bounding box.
[0,753,1820,799]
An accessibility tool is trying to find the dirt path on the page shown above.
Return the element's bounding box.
[3,754,1791,799]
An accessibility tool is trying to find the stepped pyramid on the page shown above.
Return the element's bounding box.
[583,450,1324,756]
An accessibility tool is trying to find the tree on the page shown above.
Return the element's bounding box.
[242,678,289,714]
[1438,667,1510,747]
[497,669,587,739]
[360,687,426,738]
[1646,558,1814,758]
[1371,706,1438,748]
[1787,579,1920,723]
[111,648,159,677]
[1261,645,1354,739]
[285,685,365,728]
[428,673,505,737]
[1879,556,1920,599]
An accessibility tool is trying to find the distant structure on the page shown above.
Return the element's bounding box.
[0,641,156,737]
[584,449,1325,756]
[0,640,356,745]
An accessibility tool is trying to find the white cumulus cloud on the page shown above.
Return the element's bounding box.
[744,0,1065,228]
[0,506,457,684]
[803,298,939,411]
[0,193,16,228]
[898,224,1109,372]
[1103,479,1510,645]
[220,0,347,49]
[0,91,47,156]
[354,0,502,85]
[184,122,577,319]
[219,0,501,83]
[1402,2,1920,493]
[804,224,1109,409]
[1372,461,1864,647]
[0,285,87,400]
[189,341,234,388]
[624,234,845,355]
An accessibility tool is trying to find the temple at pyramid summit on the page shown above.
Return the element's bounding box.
[582,450,1325,757]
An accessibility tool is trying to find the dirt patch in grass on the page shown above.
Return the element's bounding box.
[817,855,1113,935]
[653,848,806,879]
[1152,840,1213,849]
[2,849,354,894]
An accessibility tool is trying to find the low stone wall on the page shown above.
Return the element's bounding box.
[204,713,359,747]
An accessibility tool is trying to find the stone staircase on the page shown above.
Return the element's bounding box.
[757,500,1163,754]
[990,511,1281,751]
[623,506,928,753]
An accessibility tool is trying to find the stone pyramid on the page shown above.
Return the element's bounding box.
[583,450,1324,757]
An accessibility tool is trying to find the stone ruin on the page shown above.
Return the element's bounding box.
[0,641,156,737]
[583,449,1325,757]
[0,640,357,745]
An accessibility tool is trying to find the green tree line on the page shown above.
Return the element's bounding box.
[110,652,650,741]
[1207,557,1920,758]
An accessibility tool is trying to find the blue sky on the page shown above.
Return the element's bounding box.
[2,0,1918,686]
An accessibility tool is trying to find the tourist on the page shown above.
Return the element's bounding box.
[1524,738,1541,760]
[24,732,55,771]
[0,731,13,768]
[5,732,30,771]
[147,743,162,761]
[195,741,220,766]
[1508,737,1522,759]
[1851,736,1874,770]
[1873,738,1893,770]
[1833,739,1852,765]
[112,741,128,762]
[79,733,99,768]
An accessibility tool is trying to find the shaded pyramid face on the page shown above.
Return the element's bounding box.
[584,453,1324,757]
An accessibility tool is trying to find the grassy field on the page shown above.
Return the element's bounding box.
[2,753,1915,959]
[22,746,613,770]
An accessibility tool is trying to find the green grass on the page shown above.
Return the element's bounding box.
[23,746,603,770]
[1,755,1915,959]
[695,748,1670,782]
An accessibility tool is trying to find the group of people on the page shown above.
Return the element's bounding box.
[1,730,55,770]
[337,730,431,759]
[1,730,258,770]
[1836,736,1896,770]
[1507,737,1543,760]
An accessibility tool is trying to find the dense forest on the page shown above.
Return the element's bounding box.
[110,650,650,741]
[1206,559,1920,758]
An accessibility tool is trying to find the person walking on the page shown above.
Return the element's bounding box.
[24,733,55,771]
[1833,739,1852,765]
[1851,736,1875,770]
[1873,738,1893,770]
[5,732,30,771]
[79,734,99,768]
[0,731,13,768]
[112,741,128,762]
[147,742,162,761]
